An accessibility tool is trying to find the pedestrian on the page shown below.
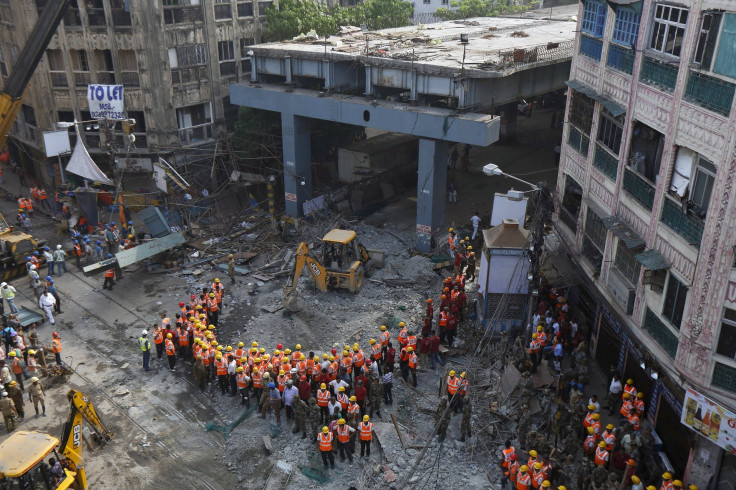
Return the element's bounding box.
[51,332,62,365]
[2,321,16,353]
[228,254,236,284]
[0,391,18,433]
[139,329,151,372]
[448,180,457,203]
[465,252,476,282]
[29,266,42,300]
[45,278,61,314]
[261,382,282,424]
[385,342,395,373]
[449,147,458,170]
[429,330,443,369]
[8,352,24,391]
[283,379,299,420]
[408,347,418,387]
[381,369,393,405]
[527,101,533,118]
[165,333,177,371]
[53,245,67,275]
[554,144,561,166]
[368,376,383,419]
[335,418,355,464]
[419,333,431,371]
[28,376,45,417]
[471,211,481,240]
[38,291,56,325]
[317,426,335,469]
[43,247,54,276]
[72,241,83,269]
[7,380,24,421]
[193,354,207,390]
[607,374,622,416]
[102,263,115,290]
[358,414,373,457]
[459,399,472,441]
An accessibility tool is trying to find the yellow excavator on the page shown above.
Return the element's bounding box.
[0,389,113,489]
[283,229,384,311]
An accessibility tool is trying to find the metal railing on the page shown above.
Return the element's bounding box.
[607,43,635,75]
[567,126,590,157]
[86,7,107,28]
[579,35,603,62]
[593,144,619,180]
[684,70,735,117]
[661,196,704,247]
[171,66,208,84]
[623,168,655,210]
[163,6,203,24]
[111,7,132,26]
[713,362,736,393]
[179,123,214,145]
[640,56,679,93]
[477,39,574,70]
[643,308,678,358]
[50,71,67,88]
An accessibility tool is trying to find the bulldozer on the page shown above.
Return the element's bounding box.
[0,389,113,489]
[282,229,384,311]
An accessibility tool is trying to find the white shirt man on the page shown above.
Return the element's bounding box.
[470,212,481,240]
[38,292,57,325]
[283,382,299,407]
[329,378,349,394]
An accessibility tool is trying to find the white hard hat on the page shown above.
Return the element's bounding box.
[30,265,36,270]
[1,392,7,397]
[56,245,62,249]
[142,329,148,336]
[0,282,6,287]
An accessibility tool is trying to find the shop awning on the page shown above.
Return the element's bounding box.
[565,80,626,117]
[602,215,645,249]
[635,249,671,270]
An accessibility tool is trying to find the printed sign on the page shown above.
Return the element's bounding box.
[681,387,736,454]
[87,85,125,119]
[285,192,297,202]
[416,224,432,234]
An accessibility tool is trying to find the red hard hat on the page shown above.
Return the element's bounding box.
[331,348,337,355]
[53,332,59,337]
[300,375,307,381]
[178,302,185,307]
[426,298,433,303]
[190,294,196,299]
[510,454,518,460]
[277,343,283,350]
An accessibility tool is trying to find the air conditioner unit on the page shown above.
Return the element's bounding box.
[607,267,636,315]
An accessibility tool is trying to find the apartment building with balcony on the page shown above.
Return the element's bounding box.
[0,0,270,188]
[558,0,736,484]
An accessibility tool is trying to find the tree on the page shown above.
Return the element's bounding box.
[264,0,412,42]
[435,0,536,20]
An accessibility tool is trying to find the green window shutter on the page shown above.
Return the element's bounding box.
[714,13,736,79]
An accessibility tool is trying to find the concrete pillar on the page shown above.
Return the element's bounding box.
[285,55,292,84]
[410,70,417,101]
[415,138,448,252]
[364,65,373,95]
[500,102,518,142]
[281,113,312,217]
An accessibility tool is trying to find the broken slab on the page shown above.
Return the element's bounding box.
[217,263,249,275]
[500,362,522,399]
[262,435,273,454]
[264,460,292,490]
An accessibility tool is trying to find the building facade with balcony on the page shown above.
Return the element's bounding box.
[557,0,736,484]
[0,0,269,187]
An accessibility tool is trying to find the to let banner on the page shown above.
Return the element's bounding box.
[681,387,736,454]
[87,85,125,119]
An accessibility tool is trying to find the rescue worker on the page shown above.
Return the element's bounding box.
[8,352,24,391]
[446,370,460,411]
[358,414,373,458]
[7,381,24,421]
[28,377,45,417]
[660,472,674,490]
[53,245,67,275]
[193,354,207,390]
[206,293,219,326]
[317,383,331,424]
[103,262,115,290]
[407,346,418,387]
[165,333,177,371]
[215,352,228,394]
[228,254,236,284]
[459,398,472,441]
[139,329,151,372]
[51,332,62,365]
[602,424,616,451]
[531,463,545,489]
[335,418,355,464]
[318,426,335,469]
[292,395,308,438]
[516,465,532,490]
[368,376,383,419]
[503,453,519,489]
[153,324,164,359]
[594,440,609,467]
[583,426,597,455]
[261,381,282,424]
[634,392,646,417]
[0,391,17,433]
[466,251,476,281]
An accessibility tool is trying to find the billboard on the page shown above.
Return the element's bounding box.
[681,387,736,454]
[87,84,125,119]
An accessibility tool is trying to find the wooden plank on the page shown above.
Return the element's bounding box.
[390,413,406,448]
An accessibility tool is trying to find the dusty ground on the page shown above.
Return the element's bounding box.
[0,106,563,488]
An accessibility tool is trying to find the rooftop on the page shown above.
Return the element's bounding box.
[250,17,577,77]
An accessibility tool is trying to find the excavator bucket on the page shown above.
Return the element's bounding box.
[282,288,301,312]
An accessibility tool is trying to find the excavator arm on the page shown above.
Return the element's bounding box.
[58,390,113,490]
[283,242,328,311]
[0,0,71,150]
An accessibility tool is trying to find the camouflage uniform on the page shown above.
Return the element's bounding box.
[7,384,24,420]
[369,379,383,419]
[193,358,207,390]
[459,400,472,441]
[291,397,307,438]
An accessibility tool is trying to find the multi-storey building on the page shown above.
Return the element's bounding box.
[0,0,269,187]
[558,0,736,483]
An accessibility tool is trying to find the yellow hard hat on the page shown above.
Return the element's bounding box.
[623,393,631,399]
[673,481,683,488]
[259,348,266,354]
[237,366,244,372]
[240,357,247,363]
[267,364,273,370]
[558,487,567,490]
[329,355,335,361]
[647,487,658,490]
[598,441,606,448]
[226,346,233,352]
[254,357,261,363]
[343,350,349,356]
[216,352,222,359]
[295,344,302,350]
[263,354,270,360]
[587,426,595,434]
[216,346,223,351]
[520,465,529,472]
[344,345,350,351]
[631,477,641,484]
[189,317,196,322]
[398,322,405,327]
[363,415,369,422]
[460,372,466,378]
[166,333,172,338]
[252,341,259,348]
[380,325,387,331]
[208,293,215,297]
[8,381,16,387]
[284,349,291,355]
[592,413,600,420]
[542,481,551,488]
[322,426,329,433]
[588,404,596,410]
[28,350,35,355]
[534,462,542,470]
[662,473,672,480]
[238,342,244,347]
[338,418,346,424]
[449,228,454,232]
[279,370,285,375]
[338,386,346,392]
[250,347,257,354]
[274,350,281,355]
[214,278,220,283]
[211,340,219,346]
[206,332,214,339]
[466,246,472,250]
[353,343,359,349]
[369,339,376,345]
[606,424,614,430]
[637,392,644,398]
[529,450,537,457]
[537,326,543,331]
[348,396,356,402]
[8,351,16,357]
[449,370,456,376]
[407,346,414,352]
[627,378,634,385]
[688,486,698,490]
[208,325,215,330]
[195,354,202,359]
[322,353,329,359]
[321,383,327,389]
[299,353,305,360]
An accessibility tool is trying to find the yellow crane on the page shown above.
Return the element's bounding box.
[0,389,113,489]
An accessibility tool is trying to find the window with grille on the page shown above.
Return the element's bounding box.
[597,109,624,155]
[662,273,688,329]
[693,12,721,68]
[612,7,640,46]
[569,90,595,133]
[614,242,642,285]
[716,307,736,360]
[218,41,235,61]
[175,44,207,66]
[215,0,232,20]
[71,50,89,71]
[581,0,607,37]
[585,209,607,249]
[237,1,253,16]
[649,4,688,58]
[690,157,716,217]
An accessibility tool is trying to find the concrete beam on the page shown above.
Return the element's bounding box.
[416,138,448,252]
[230,83,500,146]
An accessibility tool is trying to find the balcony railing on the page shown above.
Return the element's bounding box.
[215,3,232,20]
[73,72,91,87]
[579,35,603,62]
[593,144,619,180]
[97,71,115,84]
[684,70,736,116]
[163,6,203,24]
[640,56,679,93]
[86,8,107,28]
[111,7,132,26]
[623,168,655,210]
[50,71,67,87]
[121,71,139,87]
[713,362,736,393]
[661,196,704,247]
[607,43,635,75]
[179,123,214,145]
[644,308,678,358]
[171,66,207,84]
[567,126,590,157]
